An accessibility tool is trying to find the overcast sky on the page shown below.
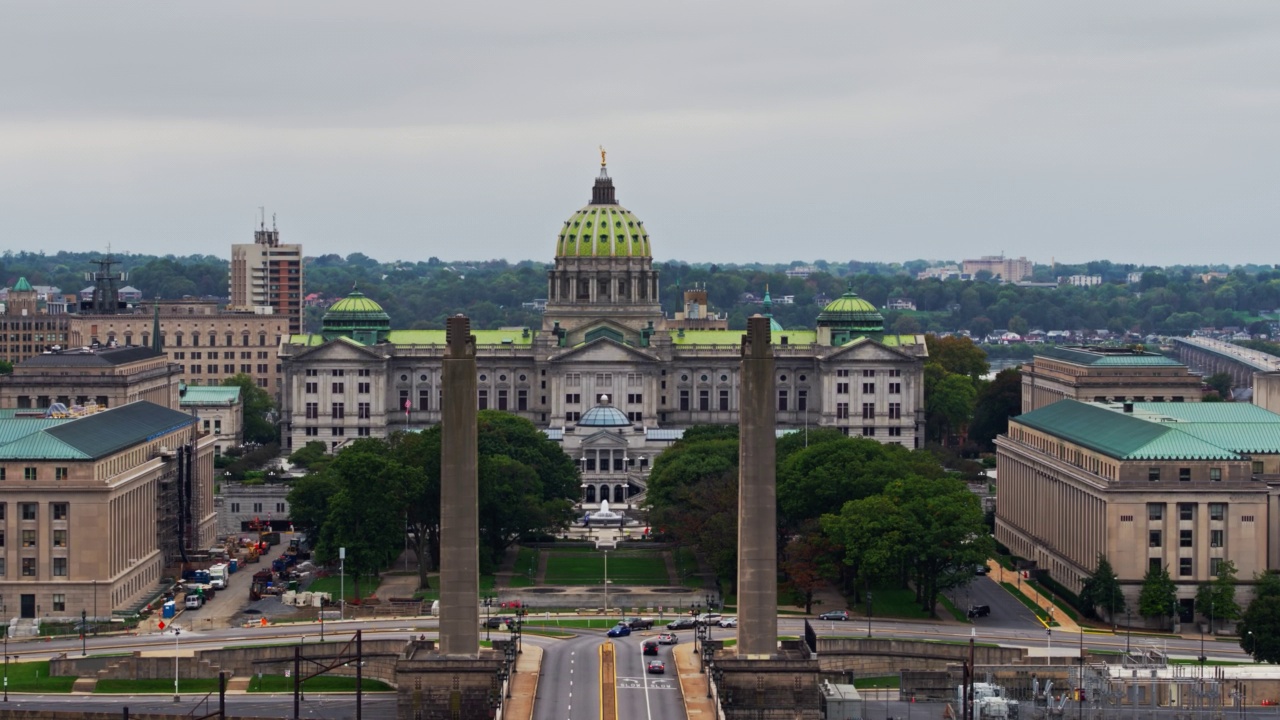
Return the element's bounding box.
[2,2,1278,267]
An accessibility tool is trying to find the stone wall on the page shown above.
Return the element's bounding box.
[815,637,1028,676]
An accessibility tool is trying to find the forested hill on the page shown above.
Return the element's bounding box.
[3,250,1279,335]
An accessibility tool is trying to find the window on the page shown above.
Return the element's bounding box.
[837,382,849,394]
[21,559,34,577]
[1210,468,1222,482]
[565,373,581,387]
[518,390,528,411]
[1149,558,1161,574]
[477,389,488,410]
[565,393,581,405]
[595,373,613,386]
[627,393,643,404]
[20,503,36,520]
[357,427,371,437]
[358,368,371,377]
[358,382,370,394]
[52,503,67,520]
[837,402,849,420]
[304,427,318,437]
[862,383,875,394]
[889,382,901,394]
[331,369,345,377]
[1179,504,1194,521]
[0,558,5,575]
[55,467,67,481]
[276,503,286,513]
[777,390,788,412]
[679,390,689,411]
[305,369,318,377]
[253,502,262,513]
[888,427,902,437]
[797,389,807,412]
[305,402,318,420]
[1148,467,1161,482]
[53,594,66,612]
[862,403,875,420]
[1179,558,1192,577]
[1253,461,1265,475]
[358,402,371,419]
[1180,530,1193,547]
[862,427,875,437]
[21,530,35,548]
[566,411,581,422]
[0,468,4,480]
[1209,503,1225,521]
[331,402,345,419]
[628,373,643,387]
[1179,468,1191,482]
[1148,503,1164,521]
[1210,529,1224,548]
[888,402,901,420]
[331,427,345,437]
[305,382,318,394]
[496,389,508,411]
[718,390,730,411]
[1149,530,1162,548]
[1211,557,1225,576]
[863,369,875,377]
[332,382,345,394]
[23,467,36,481]
[699,389,710,411]
[53,558,67,577]
[837,369,850,377]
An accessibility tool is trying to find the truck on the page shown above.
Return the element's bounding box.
[249,569,275,601]
[209,563,228,590]
[626,617,655,630]
[184,593,204,610]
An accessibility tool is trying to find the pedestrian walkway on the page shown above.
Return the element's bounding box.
[502,643,542,720]
[986,560,1080,633]
[673,641,718,717]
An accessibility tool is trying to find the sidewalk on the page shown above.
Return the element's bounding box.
[673,641,718,718]
[503,643,542,720]
[987,560,1080,633]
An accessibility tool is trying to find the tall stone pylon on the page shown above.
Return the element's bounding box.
[440,314,479,656]
[737,314,777,658]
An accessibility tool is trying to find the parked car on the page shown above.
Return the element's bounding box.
[967,605,991,618]
[607,623,632,637]
[658,632,679,645]
[643,640,659,656]
[647,660,665,675]
[819,610,850,621]
[718,616,738,628]
[975,565,990,575]
[666,617,697,630]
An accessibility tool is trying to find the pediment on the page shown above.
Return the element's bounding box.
[578,429,632,446]
[822,337,919,363]
[292,337,388,362]
[550,336,659,364]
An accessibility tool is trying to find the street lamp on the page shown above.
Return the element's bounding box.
[3,630,8,702]
[339,546,346,620]
[81,610,87,657]
[603,549,610,615]
[173,627,181,703]
[867,591,873,639]
[484,596,492,642]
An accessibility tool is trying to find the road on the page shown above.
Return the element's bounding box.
[0,613,1257,719]
[947,572,1043,631]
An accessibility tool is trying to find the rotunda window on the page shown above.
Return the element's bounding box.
[479,374,488,382]
[499,374,507,382]
[420,374,428,382]
[400,374,408,381]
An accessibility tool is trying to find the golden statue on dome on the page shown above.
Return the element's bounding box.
[599,146,607,167]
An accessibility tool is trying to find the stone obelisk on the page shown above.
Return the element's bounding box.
[440,314,479,656]
[737,314,777,658]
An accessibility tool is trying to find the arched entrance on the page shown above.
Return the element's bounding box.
[599,484,610,503]
[613,485,626,503]
[585,485,596,503]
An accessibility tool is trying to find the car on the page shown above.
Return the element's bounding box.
[647,660,665,675]
[666,617,697,630]
[657,632,679,645]
[607,624,632,637]
[482,615,514,629]
[967,605,991,619]
[643,640,659,655]
[975,565,990,575]
[718,616,738,628]
[696,612,722,624]
[626,617,655,630]
[819,610,850,621]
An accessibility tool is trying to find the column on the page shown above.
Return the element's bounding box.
[440,315,479,656]
[737,315,777,658]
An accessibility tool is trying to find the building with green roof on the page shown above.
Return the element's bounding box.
[1021,345,1204,413]
[0,400,216,624]
[996,399,1280,625]
[279,160,929,503]
[180,384,243,454]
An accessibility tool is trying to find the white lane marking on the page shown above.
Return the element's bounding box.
[639,644,655,720]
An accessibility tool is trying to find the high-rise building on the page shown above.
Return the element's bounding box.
[229,218,304,334]
[961,255,1034,284]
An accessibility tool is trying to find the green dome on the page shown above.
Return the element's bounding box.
[555,167,652,258]
[817,289,884,332]
[322,289,391,344]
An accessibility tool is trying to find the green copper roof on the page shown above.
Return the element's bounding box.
[288,329,536,347]
[1014,400,1242,461]
[321,289,392,344]
[1125,402,1280,455]
[880,335,923,347]
[0,401,195,460]
[668,329,817,346]
[556,205,651,258]
[12,277,32,292]
[180,386,242,407]
[1035,346,1183,367]
[817,290,884,331]
[327,290,387,316]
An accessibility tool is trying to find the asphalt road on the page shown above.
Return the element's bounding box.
[533,633,600,720]
[614,632,683,720]
[948,572,1043,630]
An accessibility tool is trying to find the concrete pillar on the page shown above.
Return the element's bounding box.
[737,314,777,658]
[440,315,479,656]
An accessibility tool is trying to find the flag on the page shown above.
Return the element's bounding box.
[404,398,411,416]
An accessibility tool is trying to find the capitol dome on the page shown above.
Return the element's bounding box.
[321,288,391,344]
[555,164,651,258]
[578,394,632,427]
[817,289,884,334]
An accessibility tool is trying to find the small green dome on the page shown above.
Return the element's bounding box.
[817,289,884,332]
[555,166,652,258]
[322,288,391,343]
[12,277,32,292]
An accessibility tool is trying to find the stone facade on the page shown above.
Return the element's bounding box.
[0,346,181,411]
[229,225,304,335]
[1021,345,1203,413]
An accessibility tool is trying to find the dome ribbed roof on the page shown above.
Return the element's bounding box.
[578,395,631,427]
[12,277,32,292]
[321,288,391,342]
[327,291,386,316]
[555,167,651,258]
[817,289,884,331]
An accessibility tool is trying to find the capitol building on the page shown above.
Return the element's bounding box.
[279,161,928,504]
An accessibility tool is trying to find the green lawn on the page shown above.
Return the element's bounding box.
[543,552,668,585]
[867,586,930,620]
[248,675,394,692]
[4,661,77,693]
[96,678,221,694]
[308,574,381,601]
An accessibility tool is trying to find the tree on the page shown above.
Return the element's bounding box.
[1079,554,1126,623]
[780,526,837,614]
[287,441,329,470]
[969,368,1022,451]
[285,471,338,542]
[1194,559,1240,631]
[926,335,990,382]
[221,373,277,444]
[387,430,442,590]
[1206,372,1233,400]
[925,371,977,444]
[0,359,12,375]
[1138,564,1178,628]
[1240,571,1280,661]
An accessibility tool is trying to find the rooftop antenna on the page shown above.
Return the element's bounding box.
[272,213,277,231]
[258,206,265,230]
